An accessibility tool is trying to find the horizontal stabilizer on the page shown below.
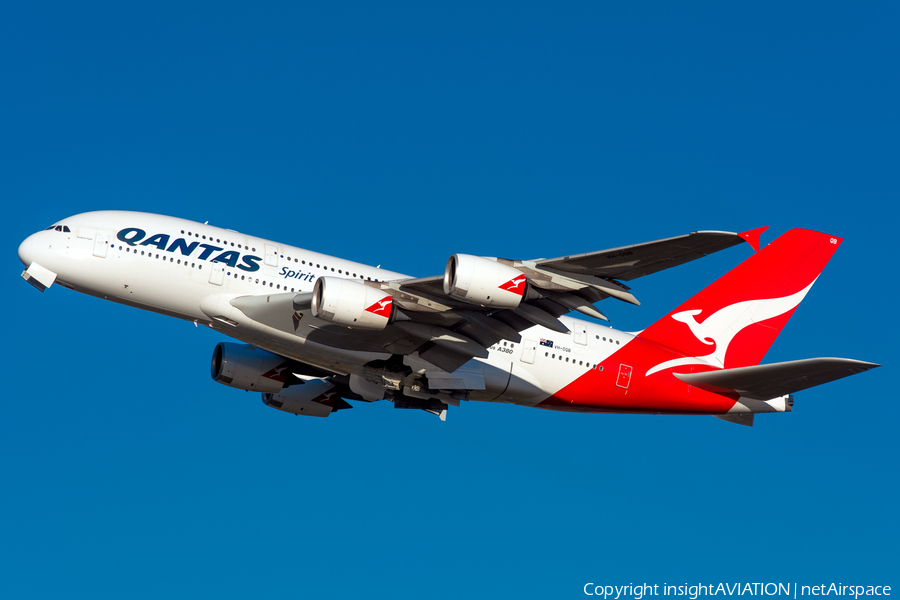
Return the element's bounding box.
[675,358,880,401]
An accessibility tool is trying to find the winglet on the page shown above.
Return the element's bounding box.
[738,227,769,252]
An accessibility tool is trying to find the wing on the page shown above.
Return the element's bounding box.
[226,229,758,373]
[531,229,760,280]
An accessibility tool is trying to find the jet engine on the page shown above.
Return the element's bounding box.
[443,254,529,308]
[262,379,338,417]
[210,342,289,393]
[311,276,394,330]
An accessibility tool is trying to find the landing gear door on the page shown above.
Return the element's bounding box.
[521,339,536,364]
[93,233,110,258]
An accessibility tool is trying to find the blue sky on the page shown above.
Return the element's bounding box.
[2,2,897,598]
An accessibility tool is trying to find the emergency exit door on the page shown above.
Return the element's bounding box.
[209,262,225,286]
[520,339,537,364]
[616,364,633,389]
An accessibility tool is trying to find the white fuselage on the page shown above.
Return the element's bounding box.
[18,211,638,409]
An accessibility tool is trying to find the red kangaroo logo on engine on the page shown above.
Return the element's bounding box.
[365,297,393,316]
[499,276,527,295]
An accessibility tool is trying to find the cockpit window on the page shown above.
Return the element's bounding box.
[47,225,71,232]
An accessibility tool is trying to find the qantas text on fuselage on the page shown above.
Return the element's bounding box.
[18,211,877,425]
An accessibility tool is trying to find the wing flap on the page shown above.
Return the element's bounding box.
[418,344,478,372]
[675,358,880,401]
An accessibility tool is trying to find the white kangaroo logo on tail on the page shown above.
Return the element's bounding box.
[645,280,817,376]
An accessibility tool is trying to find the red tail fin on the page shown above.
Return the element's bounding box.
[640,229,842,375]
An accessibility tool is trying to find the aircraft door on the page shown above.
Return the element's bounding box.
[265,244,278,267]
[521,339,536,364]
[209,262,225,286]
[616,364,633,389]
[573,321,587,345]
[93,233,110,258]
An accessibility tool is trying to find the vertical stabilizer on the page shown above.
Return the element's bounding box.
[640,229,842,375]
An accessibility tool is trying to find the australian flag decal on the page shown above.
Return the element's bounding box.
[540,338,553,348]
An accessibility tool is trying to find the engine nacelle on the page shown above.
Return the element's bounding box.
[210,342,288,393]
[262,379,337,417]
[311,276,394,330]
[443,254,528,308]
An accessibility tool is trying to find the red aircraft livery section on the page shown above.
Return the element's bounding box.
[499,275,528,295]
[539,229,851,415]
[17,211,878,425]
[365,297,393,317]
[639,229,842,371]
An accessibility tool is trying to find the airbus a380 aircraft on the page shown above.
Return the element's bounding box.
[18,211,878,426]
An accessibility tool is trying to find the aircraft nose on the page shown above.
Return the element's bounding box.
[18,233,39,266]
